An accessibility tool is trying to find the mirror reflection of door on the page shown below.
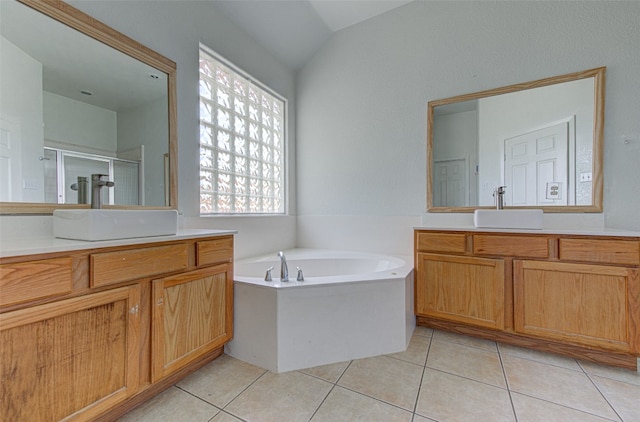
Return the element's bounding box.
[433,158,468,207]
[504,121,571,206]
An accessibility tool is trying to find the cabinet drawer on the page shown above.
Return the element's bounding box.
[197,237,233,266]
[473,235,548,258]
[559,238,640,266]
[91,244,189,287]
[416,232,466,253]
[0,257,72,307]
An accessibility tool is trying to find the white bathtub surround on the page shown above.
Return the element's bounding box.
[227,249,415,373]
[183,215,296,259]
[296,214,421,257]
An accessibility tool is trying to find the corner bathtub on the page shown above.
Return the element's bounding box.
[226,249,415,373]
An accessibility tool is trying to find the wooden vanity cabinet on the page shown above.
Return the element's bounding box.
[514,260,639,352]
[152,263,233,381]
[416,253,505,330]
[0,234,234,421]
[414,229,640,370]
[0,285,140,422]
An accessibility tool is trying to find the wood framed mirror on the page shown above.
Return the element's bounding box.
[427,67,605,213]
[0,0,177,214]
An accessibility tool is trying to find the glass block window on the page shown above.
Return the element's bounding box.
[199,47,285,214]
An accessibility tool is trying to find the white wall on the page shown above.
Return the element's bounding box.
[296,0,640,256]
[68,0,297,258]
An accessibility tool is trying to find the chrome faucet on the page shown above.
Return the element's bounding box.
[277,251,289,282]
[493,186,506,210]
[91,174,115,209]
[70,176,89,204]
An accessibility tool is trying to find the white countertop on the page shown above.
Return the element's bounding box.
[0,229,236,258]
[414,226,640,237]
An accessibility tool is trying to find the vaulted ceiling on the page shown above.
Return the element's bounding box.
[211,0,413,70]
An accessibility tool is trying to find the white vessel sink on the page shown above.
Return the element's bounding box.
[473,209,543,230]
[53,209,178,241]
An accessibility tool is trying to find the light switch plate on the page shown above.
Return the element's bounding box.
[580,172,593,182]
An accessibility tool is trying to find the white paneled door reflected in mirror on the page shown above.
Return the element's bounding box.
[0,0,177,213]
[427,67,605,213]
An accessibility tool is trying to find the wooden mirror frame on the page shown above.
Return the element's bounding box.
[427,67,605,213]
[0,0,178,214]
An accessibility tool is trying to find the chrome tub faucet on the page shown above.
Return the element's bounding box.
[278,251,289,282]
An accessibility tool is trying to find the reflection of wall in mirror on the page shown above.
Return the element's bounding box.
[432,108,479,206]
[0,36,44,203]
[44,92,117,154]
[118,97,169,207]
[2,64,166,206]
[44,91,167,206]
[477,78,594,207]
[1,0,171,208]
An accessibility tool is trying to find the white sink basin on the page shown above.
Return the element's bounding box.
[53,209,178,241]
[473,209,543,230]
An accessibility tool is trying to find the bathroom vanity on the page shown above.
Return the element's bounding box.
[0,230,234,421]
[414,228,640,370]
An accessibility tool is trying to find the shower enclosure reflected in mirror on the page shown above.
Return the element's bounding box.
[427,67,604,213]
[0,0,177,213]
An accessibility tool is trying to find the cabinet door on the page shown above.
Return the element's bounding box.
[514,260,640,352]
[416,253,505,329]
[151,264,233,381]
[0,285,140,421]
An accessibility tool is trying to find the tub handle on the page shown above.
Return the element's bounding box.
[265,266,273,282]
[296,267,304,282]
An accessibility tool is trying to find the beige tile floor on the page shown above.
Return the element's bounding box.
[120,327,640,422]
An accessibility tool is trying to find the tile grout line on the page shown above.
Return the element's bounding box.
[175,370,265,422]
[305,361,353,421]
[507,391,623,422]
[333,384,419,416]
[208,409,250,422]
[334,359,354,385]
[577,359,640,387]
[215,368,270,420]
[306,384,337,421]
[499,344,586,374]
[496,342,520,422]
[173,385,225,414]
[423,363,510,391]
[578,362,626,422]
[501,351,624,422]
[411,330,433,419]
